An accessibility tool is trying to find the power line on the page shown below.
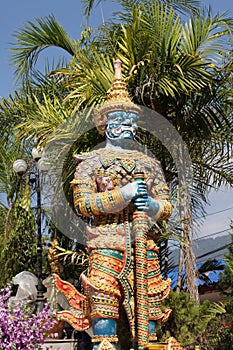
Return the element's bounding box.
[209,252,227,260]
[196,243,233,261]
[194,206,233,220]
[195,228,231,241]
[168,243,231,268]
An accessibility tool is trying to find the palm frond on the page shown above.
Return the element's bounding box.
[0,140,25,204]
[119,0,201,17]
[61,52,115,109]
[161,0,201,16]
[181,15,233,61]
[82,0,105,17]
[0,87,73,149]
[11,15,76,81]
[205,301,227,317]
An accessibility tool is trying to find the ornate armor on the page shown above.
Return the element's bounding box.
[71,147,172,342]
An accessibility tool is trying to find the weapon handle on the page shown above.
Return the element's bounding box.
[134,168,149,349]
[134,168,145,182]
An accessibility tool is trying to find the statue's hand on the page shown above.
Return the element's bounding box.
[120,180,147,201]
[120,181,139,201]
[133,180,148,210]
[134,196,160,215]
[120,182,160,215]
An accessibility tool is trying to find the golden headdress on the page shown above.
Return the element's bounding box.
[93,59,141,135]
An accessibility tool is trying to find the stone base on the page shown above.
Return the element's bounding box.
[42,339,80,349]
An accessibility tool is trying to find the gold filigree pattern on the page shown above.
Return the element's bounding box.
[48,239,64,274]
[74,188,126,217]
[97,338,117,350]
[92,335,118,343]
[148,334,158,342]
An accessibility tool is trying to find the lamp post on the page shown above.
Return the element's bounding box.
[13,147,44,312]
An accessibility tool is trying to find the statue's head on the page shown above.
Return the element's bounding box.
[93,59,141,137]
[105,111,139,140]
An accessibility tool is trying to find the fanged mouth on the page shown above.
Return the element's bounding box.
[113,125,136,135]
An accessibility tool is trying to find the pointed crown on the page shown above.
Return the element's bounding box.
[93,59,141,135]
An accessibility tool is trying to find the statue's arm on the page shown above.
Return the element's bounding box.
[147,161,172,221]
[72,178,128,217]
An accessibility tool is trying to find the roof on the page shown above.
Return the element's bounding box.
[167,259,226,289]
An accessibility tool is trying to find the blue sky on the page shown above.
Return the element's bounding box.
[0,0,124,96]
[0,0,232,97]
[0,0,232,241]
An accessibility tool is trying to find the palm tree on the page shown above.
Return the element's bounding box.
[82,0,202,17]
[4,0,233,299]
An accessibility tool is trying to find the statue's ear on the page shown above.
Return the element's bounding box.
[93,108,107,135]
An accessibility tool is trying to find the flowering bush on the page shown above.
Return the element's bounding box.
[0,285,58,349]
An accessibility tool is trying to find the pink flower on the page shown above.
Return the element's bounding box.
[0,286,60,350]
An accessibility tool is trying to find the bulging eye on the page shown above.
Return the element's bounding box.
[115,117,122,123]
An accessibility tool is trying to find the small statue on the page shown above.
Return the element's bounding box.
[48,238,64,275]
[70,60,172,350]
[8,271,38,313]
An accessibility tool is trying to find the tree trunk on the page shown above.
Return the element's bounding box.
[177,181,199,302]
